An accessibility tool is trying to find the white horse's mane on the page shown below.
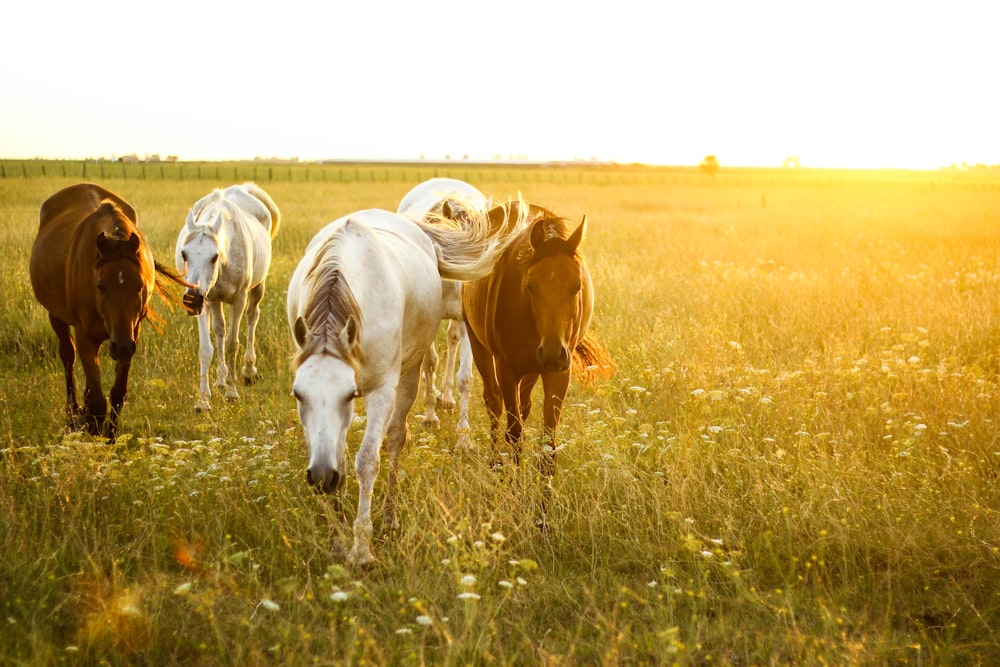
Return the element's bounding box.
[295,228,363,371]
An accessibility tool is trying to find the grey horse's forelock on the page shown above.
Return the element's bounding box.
[294,233,363,371]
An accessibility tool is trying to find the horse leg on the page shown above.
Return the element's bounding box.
[383,367,420,533]
[223,291,248,401]
[76,336,106,437]
[454,324,474,451]
[49,314,81,428]
[420,336,440,428]
[535,371,570,530]
[240,282,264,385]
[195,308,214,412]
[467,325,503,465]
[349,382,397,566]
[438,319,462,411]
[207,301,230,398]
[496,366,525,463]
[106,355,133,441]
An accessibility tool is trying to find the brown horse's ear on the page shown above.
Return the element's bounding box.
[567,215,586,252]
[126,232,141,254]
[529,219,548,251]
[96,231,111,257]
[293,317,308,347]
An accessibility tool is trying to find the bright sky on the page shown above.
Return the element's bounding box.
[2,1,996,169]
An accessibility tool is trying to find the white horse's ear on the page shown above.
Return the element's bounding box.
[211,214,225,235]
[340,315,359,350]
[185,209,197,229]
[567,215,586,251]
[293,317,308,347]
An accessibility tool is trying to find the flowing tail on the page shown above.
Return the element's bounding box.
[147,261,196,330]
[243,182,282,239]
[417,195,530,282]
[572,333,616,387]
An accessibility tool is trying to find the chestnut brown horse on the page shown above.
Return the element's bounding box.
[29,183,189,439]
[462,202,614,487]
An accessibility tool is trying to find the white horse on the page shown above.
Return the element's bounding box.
[174,182,280,412]
[287,204,522,565]
[397,178,489,443]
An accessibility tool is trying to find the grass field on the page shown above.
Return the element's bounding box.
[1,166,999,664]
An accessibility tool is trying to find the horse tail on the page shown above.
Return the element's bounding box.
[146,260,196,331]
[243,182,281,239]
[418,195,529,282]
[572,332,616,387]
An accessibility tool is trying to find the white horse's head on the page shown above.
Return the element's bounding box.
[176,209,227,314]
[292,315,361,494]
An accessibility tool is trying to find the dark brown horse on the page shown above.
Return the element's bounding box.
[462,202,615,483]
[29,183,189,439]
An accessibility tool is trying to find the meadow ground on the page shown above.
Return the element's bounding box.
[1,166,999,664]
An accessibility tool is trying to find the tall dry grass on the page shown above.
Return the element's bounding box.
[1,169,999,664]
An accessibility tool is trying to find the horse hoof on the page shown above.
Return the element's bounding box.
[194,402,211,413]
[422,415,440,429]
[436,397,456,412]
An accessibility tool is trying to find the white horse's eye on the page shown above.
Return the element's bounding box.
[211,253,219,264]
[181,250,188,262]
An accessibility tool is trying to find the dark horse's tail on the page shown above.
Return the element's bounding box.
[146,261,195,330]
[572,333,616,387]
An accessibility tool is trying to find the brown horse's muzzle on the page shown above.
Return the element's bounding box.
[537,342,571,373]
[183,289,204,316]
[109,337,137,362]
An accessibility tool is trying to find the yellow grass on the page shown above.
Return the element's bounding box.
[1,166,999,664]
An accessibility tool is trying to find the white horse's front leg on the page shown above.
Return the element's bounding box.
[383,367,420,532]
[195,308,214,412]
[349,383,396,566]
[241,283,264,384]
[439,319,462,411]
[209,301,229,393]
[223,292,248,402]
[420,340,440,428]
[455,327,474,451]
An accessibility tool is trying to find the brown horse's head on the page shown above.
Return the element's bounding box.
[95,230,150,362]
[524,216,587,373]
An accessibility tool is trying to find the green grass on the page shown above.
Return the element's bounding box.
[2,167,999,664]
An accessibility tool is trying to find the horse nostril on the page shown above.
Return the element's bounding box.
[306,468,340,494]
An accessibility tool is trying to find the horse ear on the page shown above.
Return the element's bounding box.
[567,215,586,252]
[529,219,547,251]
[442,200,455,221]
[340,315,359,349]
[126,232,141,253]
[293,317,308,347]
[185,209,197,229]
[96,231,111,257]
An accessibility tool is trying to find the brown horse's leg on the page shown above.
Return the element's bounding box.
[466,326,504,465]
[107,356,133,441]
[496,367,525,463]
[48,314,80,427]
[76,336,107,437]
[538,371,570,478]
[535,370,570,530]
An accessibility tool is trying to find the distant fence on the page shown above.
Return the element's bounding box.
[2,160,998,190]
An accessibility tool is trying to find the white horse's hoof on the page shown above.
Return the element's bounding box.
[422,414,440,429]
[194,401,212,413]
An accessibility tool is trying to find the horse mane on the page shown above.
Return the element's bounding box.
[294,230,363,372]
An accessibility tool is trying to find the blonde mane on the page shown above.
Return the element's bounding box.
[293,230,363,371]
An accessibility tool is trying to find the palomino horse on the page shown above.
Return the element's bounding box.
[30,182,190,439]
[174,183,281,411]
[287,205,522,565]
[462,202,614,509]
[397,177,489,433]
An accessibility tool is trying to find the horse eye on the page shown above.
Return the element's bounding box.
[181,251,188,263]
[292,389,303,402]
[210,254,219,264]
